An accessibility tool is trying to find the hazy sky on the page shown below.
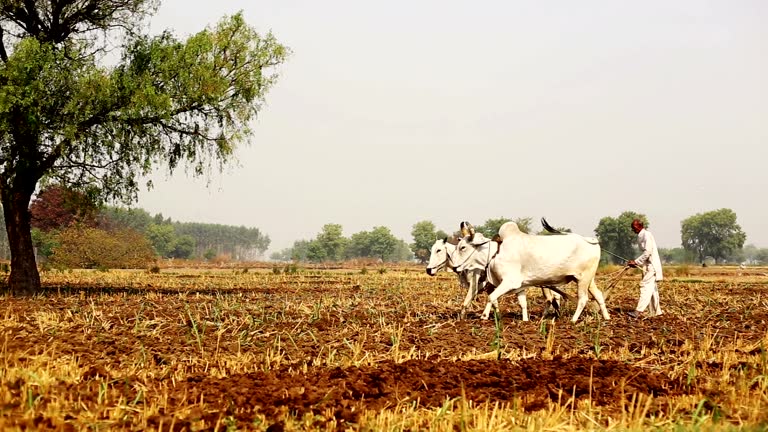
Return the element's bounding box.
[137,1,768,253]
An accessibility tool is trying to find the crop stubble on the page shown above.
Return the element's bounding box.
[1,266,767,430]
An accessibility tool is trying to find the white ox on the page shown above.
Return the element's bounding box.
[425,237,487,318]
[450,223,564,319]
[425,238,473,291]
[451,219,610,322]
[427,228,563,320]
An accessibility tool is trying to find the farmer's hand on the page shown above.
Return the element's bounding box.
[626,260,638,268]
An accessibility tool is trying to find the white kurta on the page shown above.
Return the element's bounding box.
[635,229,663,281]
[634,228,663,315]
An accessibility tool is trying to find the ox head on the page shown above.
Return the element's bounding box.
[425,237,457,276]
[450,231,492,273]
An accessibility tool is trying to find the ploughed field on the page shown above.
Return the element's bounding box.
[1,265,767,430]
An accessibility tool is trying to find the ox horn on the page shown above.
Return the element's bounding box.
[460,221,470,237]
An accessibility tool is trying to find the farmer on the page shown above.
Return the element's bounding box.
[625,219,663,318]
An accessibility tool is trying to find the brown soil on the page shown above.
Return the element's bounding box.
[1,269,766,430]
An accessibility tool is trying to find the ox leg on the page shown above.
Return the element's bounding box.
[518,290,529,321]
[571,278,591,322]
[480,279,521,320]
[587,278,611,320]
[541,287,561,317]
[459,271,479,319]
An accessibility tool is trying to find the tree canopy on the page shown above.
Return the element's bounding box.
[594,211,649,264]
[681,208,746,263]
[273,224,412,263]
[0,1,288,293]
[410,221,447,263]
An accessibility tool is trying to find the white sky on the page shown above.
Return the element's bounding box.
[137,0,768,253]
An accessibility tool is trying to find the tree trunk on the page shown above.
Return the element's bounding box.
[2,186,40,295]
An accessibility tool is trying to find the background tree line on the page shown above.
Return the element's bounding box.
[1,187,761,269]
[410,208,760,266]
[0,185,271,269]
[270,224,412,263]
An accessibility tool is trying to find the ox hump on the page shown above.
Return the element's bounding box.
[498,222,522,240]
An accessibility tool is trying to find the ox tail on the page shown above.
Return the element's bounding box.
[540,218,564,234]
[542,217,600,245]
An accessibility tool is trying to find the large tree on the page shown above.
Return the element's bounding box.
[681,208,746,263]
[410,220,447,264]
[594,211,649,264]
[345,226,403,262]
[313,223,347,262]
[0,1,288,293]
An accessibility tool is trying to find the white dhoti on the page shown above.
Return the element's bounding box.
[636,265,662,316]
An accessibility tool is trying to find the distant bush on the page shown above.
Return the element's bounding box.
[50,226,156,269]
[671,264,692,277]
[211,254,232,265]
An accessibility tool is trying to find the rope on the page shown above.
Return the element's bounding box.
[599,265,631,279]
[601,248,630,263]
[599,265,632,301]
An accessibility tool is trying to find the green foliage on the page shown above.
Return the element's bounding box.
[659,247,697,264]
[594,211,649,264]
[741,244,768,264]
[313,224,347,262]
[99,207,154,233]
[50,227,156,269]
[99,207,266,260]
[31,228,59,259]
[681,209,746,263]
[475,217,511,238]
[305,240,328,262]
[476,217,532,237]
[290,240,310,262]
[283,225,409,263]
[410,220,445,263]
[146,223,176,257]
[345,226,400,261]
[345,231,372,259]
[391,239,414,262]
[203,249,216,261]
[367,226,398,261]
[172,221,269,260]
[0,3,288,292]
[169,235,195,259]
[1,12,289,202]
